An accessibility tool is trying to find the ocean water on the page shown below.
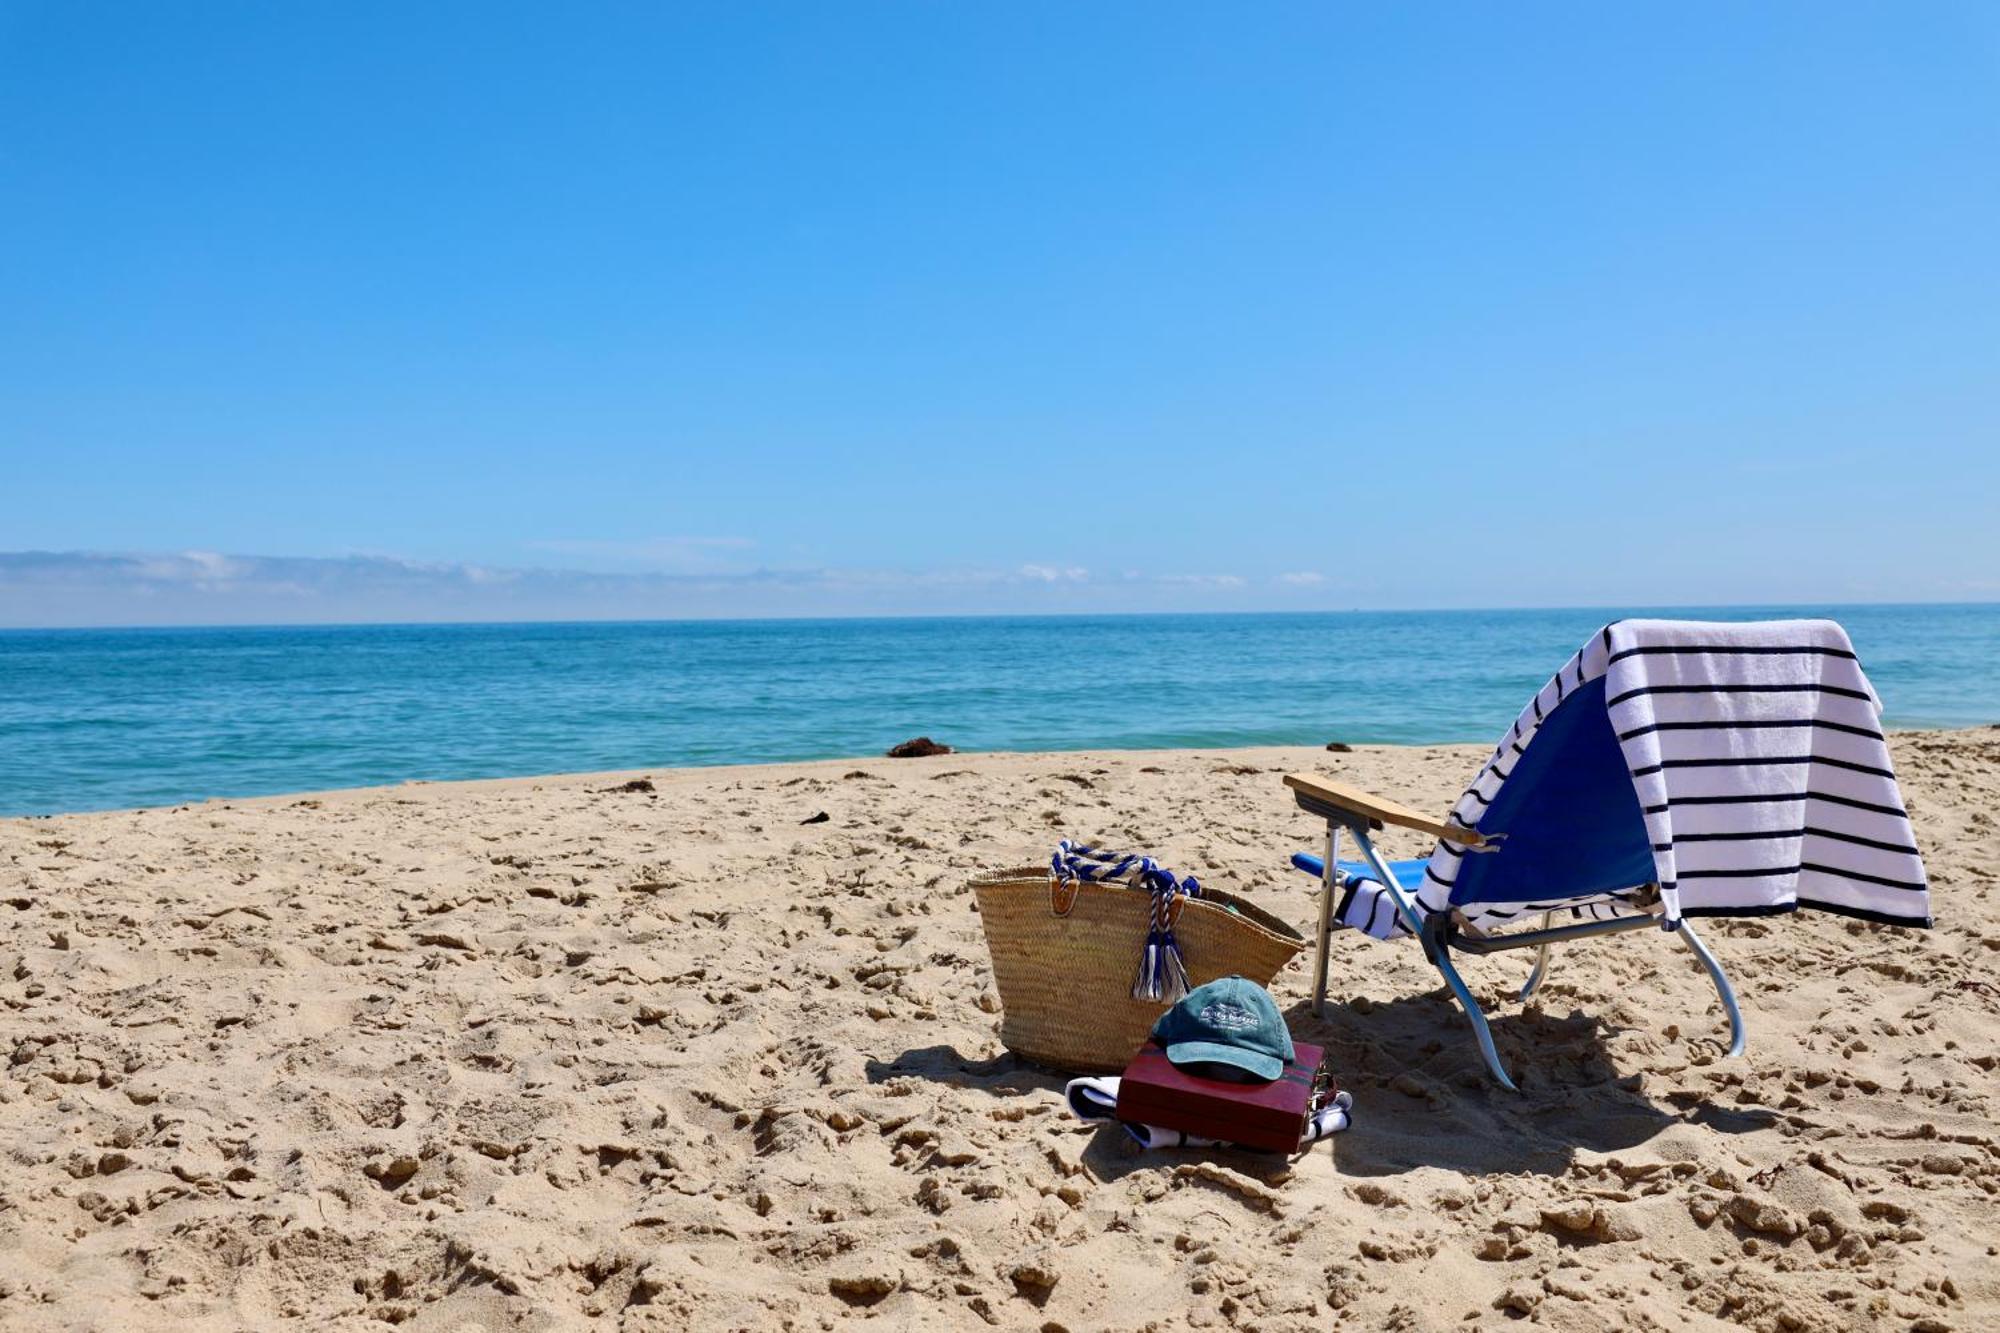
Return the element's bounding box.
[1,604,1994,817]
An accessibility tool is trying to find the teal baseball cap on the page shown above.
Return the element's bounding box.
[1150,975,1295,1082]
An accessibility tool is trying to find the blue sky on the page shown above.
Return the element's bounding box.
[2,2,1997,625]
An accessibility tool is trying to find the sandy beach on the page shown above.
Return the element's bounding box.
[1,729,1994,1331]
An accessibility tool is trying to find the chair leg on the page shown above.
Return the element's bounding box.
[1344,830,1520,1092]
[1430,940,1520,1092]
[1311,824,1338,1017]
[1675,919,1747,1058]
[1518,910,1555,1001]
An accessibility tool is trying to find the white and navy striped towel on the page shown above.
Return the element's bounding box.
[1338,619,1932,940]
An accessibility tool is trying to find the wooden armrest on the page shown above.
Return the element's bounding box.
[1283,772,1485,846]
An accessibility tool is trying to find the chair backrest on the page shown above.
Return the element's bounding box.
[1424,619,1931,928]
[1445,672,1657,908]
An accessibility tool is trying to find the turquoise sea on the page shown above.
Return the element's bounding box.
[1,604,1994,817]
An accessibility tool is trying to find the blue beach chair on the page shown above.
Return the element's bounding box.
[1284,618,1932,1090]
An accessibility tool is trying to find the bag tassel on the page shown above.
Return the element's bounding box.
[1130,867,1195,1002]
[1050,842,1202,1003]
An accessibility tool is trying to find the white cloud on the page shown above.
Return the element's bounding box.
[1276,571,1324,585]
[0,550,1272,627]
[130,551,254,584]
[1156,573,1246,588]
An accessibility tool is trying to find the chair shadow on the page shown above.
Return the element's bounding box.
[1285,990,1777,1178]
[863,994,1780,1185]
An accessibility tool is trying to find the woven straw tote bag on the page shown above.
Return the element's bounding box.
[972,859,1305,1073]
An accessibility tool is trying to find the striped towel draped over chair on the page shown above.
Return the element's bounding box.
[1334,618,1932,941]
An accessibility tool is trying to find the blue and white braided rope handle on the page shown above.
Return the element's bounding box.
[1050,841,1204,1002]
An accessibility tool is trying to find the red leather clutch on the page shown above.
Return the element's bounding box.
[1116,1041,1330,1154]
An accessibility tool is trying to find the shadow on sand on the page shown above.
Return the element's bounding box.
[864,1043,1065,1098]
[867,984,1777,1182]
[1282,989,1776,1178]
[863,1044,1299,1186]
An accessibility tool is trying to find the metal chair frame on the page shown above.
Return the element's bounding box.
[1298,797,1747,1092]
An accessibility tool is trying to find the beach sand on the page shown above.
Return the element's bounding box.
[1,730,1994,1331]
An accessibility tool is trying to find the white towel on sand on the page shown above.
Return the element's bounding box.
[1341,619,1931,940]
